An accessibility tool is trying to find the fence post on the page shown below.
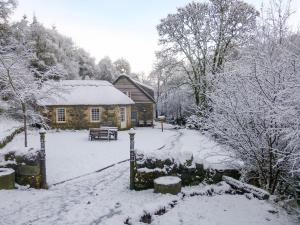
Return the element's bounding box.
[129,128,136,190]
[39,128,47,189]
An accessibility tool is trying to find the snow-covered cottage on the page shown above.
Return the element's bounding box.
[41,80,134,129]
[113,75,156,127]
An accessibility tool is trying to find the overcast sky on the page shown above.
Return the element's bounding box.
[11,0,300,75]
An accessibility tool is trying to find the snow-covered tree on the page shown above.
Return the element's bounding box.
[77,48,97,80]
[96,56,117,82]
[207,0,300,195]
[113,58,131,75]
[157,0,258,107]
[0,28,63,147]
[0,0,16,24]
[150,56,193,120]
[0,0,16,44]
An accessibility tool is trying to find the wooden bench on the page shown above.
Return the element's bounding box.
[138,120,145,126]
[89,127,118,141]
[146,120,153,126]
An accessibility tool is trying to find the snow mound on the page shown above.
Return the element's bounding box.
[0,168,14,176]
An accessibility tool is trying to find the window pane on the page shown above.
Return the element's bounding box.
[57,108,65,122]
[91,108,100,121]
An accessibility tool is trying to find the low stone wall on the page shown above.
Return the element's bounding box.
[0,127,24,149]
[1,149,43,188]
[134,152,240,190]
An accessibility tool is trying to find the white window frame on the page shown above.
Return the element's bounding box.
[90,107,101,122]
[56,108,66,123]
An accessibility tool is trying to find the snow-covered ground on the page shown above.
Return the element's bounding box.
[0,162,297,225]
[2,127,177,184]
[0,126,298,224]
[1,126,235,184]
[0,116,22,142]
[136,128,238,170]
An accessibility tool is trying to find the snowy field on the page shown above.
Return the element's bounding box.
[0,162,297,225]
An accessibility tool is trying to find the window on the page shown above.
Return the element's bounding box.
[56,108,66,123]
[90,107,101,122]
[120,107,126,122]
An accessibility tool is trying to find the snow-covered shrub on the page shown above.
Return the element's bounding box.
[186,115,200,129]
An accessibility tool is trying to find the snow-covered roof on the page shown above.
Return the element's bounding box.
[40,80,135,106]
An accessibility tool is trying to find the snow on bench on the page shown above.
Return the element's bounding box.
[222,175,270,200]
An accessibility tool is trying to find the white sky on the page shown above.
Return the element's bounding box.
[11,0,300,75]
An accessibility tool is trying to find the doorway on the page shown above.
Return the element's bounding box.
[120,107,127,129]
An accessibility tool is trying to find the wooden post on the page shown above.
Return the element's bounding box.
[129,128,136,190]
[158,116,165,132]
[39,128,47,189]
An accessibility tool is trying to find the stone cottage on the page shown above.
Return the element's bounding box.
[113,75,156,127]
[41,80,134,130]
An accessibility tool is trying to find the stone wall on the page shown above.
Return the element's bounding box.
[2,149,43,188]
[0,127,24,149]
[134,152,240,190]
[43,105,131,130]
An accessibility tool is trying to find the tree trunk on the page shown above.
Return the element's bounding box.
[22,103,28,147]
[194,89,200,106]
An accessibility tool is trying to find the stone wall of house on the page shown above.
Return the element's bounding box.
[2,149,43,188]
[43,105,131,129]
[134,152,240,190]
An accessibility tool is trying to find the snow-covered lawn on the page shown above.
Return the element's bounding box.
[2,127,178,184]
[2,126,235,184]
[2,126,237,185]
[0,162,297,225]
